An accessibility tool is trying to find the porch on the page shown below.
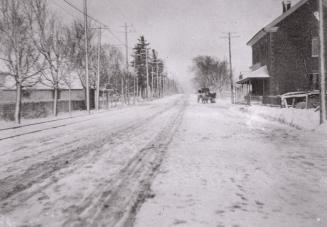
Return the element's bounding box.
[235,65,270,105]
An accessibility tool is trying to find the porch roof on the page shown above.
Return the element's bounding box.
[236,65,270,84]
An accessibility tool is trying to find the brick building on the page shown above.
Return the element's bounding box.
[237,0,327,104]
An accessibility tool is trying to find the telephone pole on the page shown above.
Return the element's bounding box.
[319,0,326,124]
[95,26,102,111]
[162,74,165,97]
[84,0,90,113]
[125,23,129,103]
[145,48,150,98]
[221,32,239,104]
[228,33,234,104]
[124,23,129,70]
[91,26,110,110]
[122,23,136,103]
[156,54,160,98]
[151,64,154,98]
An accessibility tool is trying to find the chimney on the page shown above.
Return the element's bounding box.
[282,0,292,13]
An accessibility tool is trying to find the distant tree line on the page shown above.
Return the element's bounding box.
[191,55,229,96]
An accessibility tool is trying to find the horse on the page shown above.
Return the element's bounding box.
[197,93,203,103]
[202,95,209,103]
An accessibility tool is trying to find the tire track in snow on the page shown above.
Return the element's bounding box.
[0,98,183,211]
[61,98,188,227]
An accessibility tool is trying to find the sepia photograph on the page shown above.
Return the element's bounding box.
[0,0,327,226]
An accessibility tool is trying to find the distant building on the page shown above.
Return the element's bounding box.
[0,72,8,89]
[0,73,87,120]
[237,0,327,104]
[0,73,85,103]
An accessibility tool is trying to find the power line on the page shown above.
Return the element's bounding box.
[50,1,80,20]
[62,0,104,26]
[61,0,125,45]
[104,0,138,34]
[106,30,125,46]
[104,0,128,22]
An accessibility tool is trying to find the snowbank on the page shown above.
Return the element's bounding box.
[315,123,327,134]
[236,104,321,131]
[0,95,182,129]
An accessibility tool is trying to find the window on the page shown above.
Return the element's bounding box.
[312,37,319,57]
[308,73,319,90]
[22,90,31,98]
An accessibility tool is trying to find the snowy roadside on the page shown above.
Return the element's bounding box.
[135,96,327,227]
[233,103,320,131]
[231,100,327,151]
[0,96,178,130]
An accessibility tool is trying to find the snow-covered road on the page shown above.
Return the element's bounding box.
[135,96,327,227]
[0,95,187,226]
[1,95,327,227]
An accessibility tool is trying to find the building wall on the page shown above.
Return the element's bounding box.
[0,100,86,121]
[0,75,5,89]
[0,89,85,103]
[252,35,270,67]
[269,0,322,95]
[251,0,327,96]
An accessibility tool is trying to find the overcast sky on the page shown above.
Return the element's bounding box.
[51,0,301,91]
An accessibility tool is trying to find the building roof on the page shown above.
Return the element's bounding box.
[0,73,83,90]
[247,0,309,46]
[237,65,270,84]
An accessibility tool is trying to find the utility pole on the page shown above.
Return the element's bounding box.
[124,23,129,71]
[84,0,90,113]
[96,26,101,111]
[156,55,160,98]
[122,23,135,103]
[124,23,129,104]
[319,0,326,124]
[228,32,234,104]
[136,76,139,97]
[90,26,110,110]
[121,74,124,103]
[151,64,154,98]
[221,32,239,104]
[162,74,165,97]
[133,71,136,103]
[145,48,150,98]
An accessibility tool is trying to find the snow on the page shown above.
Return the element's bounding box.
[0,97,170,130]
[135,96,327,227]
[236,104,320,130]
[0,94,185,226]
[1,94,327,226]
[0,109,87,129]
[315,123,327,135]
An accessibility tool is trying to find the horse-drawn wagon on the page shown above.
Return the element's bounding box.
[197,88,216,104]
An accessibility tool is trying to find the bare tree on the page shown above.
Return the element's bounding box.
[0,0,43,124]
[191,55,229,97]
[27,0,67,116]
[66,19,96,106]
[59,26,77,115]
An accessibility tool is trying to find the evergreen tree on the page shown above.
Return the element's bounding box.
[132,36,149,97]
